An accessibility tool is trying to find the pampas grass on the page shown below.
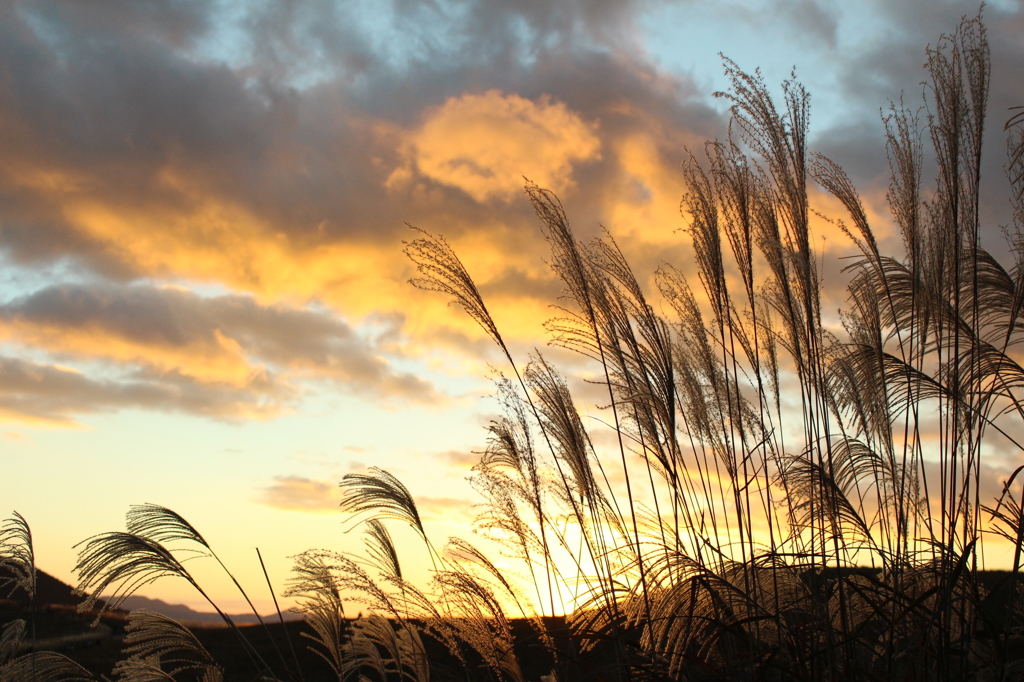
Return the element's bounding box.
[2,9,1023,682]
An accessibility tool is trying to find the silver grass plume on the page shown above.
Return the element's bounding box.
[0,652,95,682]
[339,467,427,542]
[445,535,554,652]
[342,614,430,682]
[523,356,599,509]
[126,505,290,674]
[285,550,350,679]
[112,609,223,682]
[404,226,507,357]
[125,504,211,551]
[74,532,201,621]
[444,538,521,611]
[363,519,402,581]
[0,621,24,667]
[433,567,525,682]
[1009,105,1024,214]
[0,512,35,601]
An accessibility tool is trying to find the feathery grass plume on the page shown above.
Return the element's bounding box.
[111,661,176,682]
[444,537,528,616]
[74,527,273,679]
[778,438,876,548]
[523,356,600,512]
[884,98,925,264]
[112,609,223,682]
[810,154,878,262]
[443,536,554,657]
[0,621,24,667]
[468,460,562,612]
[521,353,627,617]
[339,467,427,543]
[342,614,430,682]
[0,512,35,601]
[285,550,350,679]
[482,377,540,493]
[1010,106,1024,211]
[74,532,203,619]
[125,504,211,551]
[483,373,563,616]
[470,457,545,564]
[432,568,525,682]
[404,226,508,357]
[339,615,390,682]
[285,549,451,678]
[0,652,95,682]
[526,183,595,321]
[363,519,402,582]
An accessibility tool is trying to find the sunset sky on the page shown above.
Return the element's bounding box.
[2,0,1023,614]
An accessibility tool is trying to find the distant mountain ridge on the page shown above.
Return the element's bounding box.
[118,594,302,624]
[1,566,300,624]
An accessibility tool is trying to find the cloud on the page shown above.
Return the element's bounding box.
[417,496,475,521]
[0,0,1020,430]
[259,475,340,513]
[394,90,601,203]
[257,474,473,519]
[0,0,719,339]
[439,449,480,470]
[0,0,714,258]
[774,0,838,48]
[0,283,439,422]
[0,355,287,425]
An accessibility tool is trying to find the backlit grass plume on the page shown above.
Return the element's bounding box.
[74,531,203,618]
[0,652,95,682]
[112,609,223,682]
[0,512,35,601]
[404,227,507,357]
[339,467,427,543]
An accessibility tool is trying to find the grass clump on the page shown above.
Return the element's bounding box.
[3,9,1024,682]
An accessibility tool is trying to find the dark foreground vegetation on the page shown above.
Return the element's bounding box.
[4,10,1024,682]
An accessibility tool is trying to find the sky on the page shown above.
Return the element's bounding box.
[1,0,1023,614]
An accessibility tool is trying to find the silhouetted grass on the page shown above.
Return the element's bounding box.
[3,9,1024,682]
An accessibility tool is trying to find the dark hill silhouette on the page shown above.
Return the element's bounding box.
[0,565,110,612]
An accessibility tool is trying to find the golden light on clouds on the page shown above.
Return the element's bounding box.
[393,90,601,202]
[0,316,257,386]
[260,475,341,513]
[61,194,410,315]
[605,132,689,246]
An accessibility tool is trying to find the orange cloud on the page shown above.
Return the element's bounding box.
[0,315,255,386]
[0,354,287,425]
[0,283,440,424]
[417,495,475,521]
[259,475,341,513]
[393,90,601,203]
